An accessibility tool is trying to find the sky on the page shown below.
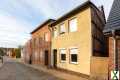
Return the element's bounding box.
[0,0,114,48]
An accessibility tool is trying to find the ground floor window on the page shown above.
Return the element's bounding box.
[60,49,66,62]
[70,48,78,64]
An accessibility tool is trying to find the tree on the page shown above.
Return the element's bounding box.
[15,46,21,58]
[0,48,6,56]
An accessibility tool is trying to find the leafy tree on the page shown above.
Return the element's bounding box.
[0,48,6,56]
[15,46,21,58]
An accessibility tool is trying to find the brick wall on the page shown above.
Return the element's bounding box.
[108,36,120,79]
[108,37,115,78]
[31,24,52,66]
[117,39,120,72]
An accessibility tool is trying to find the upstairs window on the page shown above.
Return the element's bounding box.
[69,18,77,32]
[60,49,66,62]
[53,30,57,38]
[59,23,66,34]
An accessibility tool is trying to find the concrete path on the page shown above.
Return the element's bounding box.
[0,58,63,80]
[24,64,88,80]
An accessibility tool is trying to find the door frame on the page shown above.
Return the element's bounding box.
[53,49,57,68]
[44,50,49,66]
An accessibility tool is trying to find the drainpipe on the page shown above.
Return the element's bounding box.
[112,30,118,70]
[48,26,53,68]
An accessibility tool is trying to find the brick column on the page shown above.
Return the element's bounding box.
[117,38,120,77]
[109,37,115,78]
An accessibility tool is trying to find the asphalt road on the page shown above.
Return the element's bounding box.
[0,57,63,80]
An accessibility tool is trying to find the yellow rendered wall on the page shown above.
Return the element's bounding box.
[90,57,108,79]
[52,7,92,75]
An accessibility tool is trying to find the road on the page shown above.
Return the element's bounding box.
[0,57,63,80]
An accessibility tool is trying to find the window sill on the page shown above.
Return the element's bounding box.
[69,30,77,33]
[60,61,66,63]
[59,32,65,34]
[70,62,78,64]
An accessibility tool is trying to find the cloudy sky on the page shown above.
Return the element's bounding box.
[0,0,114,48]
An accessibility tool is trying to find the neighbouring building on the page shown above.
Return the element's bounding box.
[21,47,24,61]
[30,19,55,67]
[103,0,120,79]
[49,1,108,78]
[7,48,16,58]
[22,40,32,63]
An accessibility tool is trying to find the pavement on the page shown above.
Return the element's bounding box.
[0,57,63,80]
[0,61,2,67]
[23,63,88,80]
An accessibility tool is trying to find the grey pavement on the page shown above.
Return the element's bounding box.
[0,57,63,80]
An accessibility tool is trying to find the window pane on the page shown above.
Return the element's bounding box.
[69,18,77,32]
[60,49,66,61]
[61,54,66,60]
[71,54,77,62]
[60,24,66,33]
[54,30,57,37]
[70,48,78,63]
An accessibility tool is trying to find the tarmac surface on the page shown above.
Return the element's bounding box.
[0,57,63,80]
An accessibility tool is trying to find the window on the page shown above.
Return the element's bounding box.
[70,48,78,64]
[60,49,66,62]
[59,23,66,34]
[69,18,77,32]
[53,30,57,38]
[44,33,49,41]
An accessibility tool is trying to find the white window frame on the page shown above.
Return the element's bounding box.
[59,23,66,34]
[69,18,77,32]
[70,48,78,64]
[53,29,57,38]
[60,49,66,63]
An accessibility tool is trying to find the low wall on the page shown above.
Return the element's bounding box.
[90,57,108,80]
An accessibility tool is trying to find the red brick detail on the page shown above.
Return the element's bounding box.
[108,37,115,78]
[117,39,120,71]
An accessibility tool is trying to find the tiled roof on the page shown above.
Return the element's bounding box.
[50,1,100,26]
[31,19,55,34]
[104,0,120,33]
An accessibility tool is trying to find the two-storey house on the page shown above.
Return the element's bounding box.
[49,1,107,78]
[30,19,55,67]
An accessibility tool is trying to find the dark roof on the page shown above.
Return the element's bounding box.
[50,1,100,26]
[104,0,120,33]
[31,19,56,34]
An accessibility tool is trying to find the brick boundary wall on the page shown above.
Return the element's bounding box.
[109,37,114,78]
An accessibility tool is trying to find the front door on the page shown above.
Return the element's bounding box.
[53,49,57,68]
[45,50,49,66]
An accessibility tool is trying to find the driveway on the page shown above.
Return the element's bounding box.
[0,57,63,80]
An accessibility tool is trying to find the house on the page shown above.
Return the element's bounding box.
[7,48,16,58]
[22,40,32,63]
[103,0,120,78]
[49,1,108,78]
[30,19,55,67]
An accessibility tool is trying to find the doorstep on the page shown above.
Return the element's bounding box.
[23,63,88,80]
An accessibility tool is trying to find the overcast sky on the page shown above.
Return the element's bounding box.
[0,0,114,48]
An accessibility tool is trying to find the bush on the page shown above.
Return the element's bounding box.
[15,48,21,58]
